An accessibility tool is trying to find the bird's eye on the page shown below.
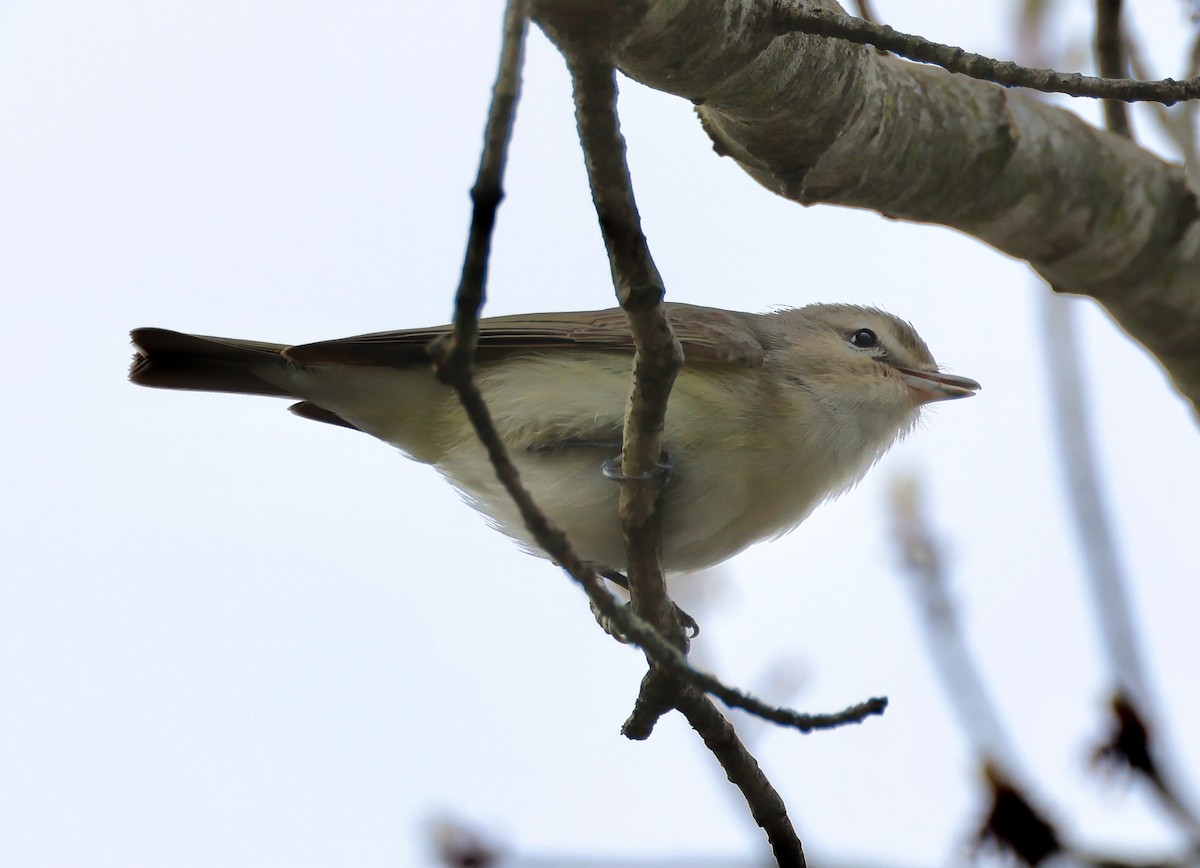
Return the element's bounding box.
[849,328,878,348]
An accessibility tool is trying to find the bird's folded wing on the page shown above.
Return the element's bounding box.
[284,303,767,368]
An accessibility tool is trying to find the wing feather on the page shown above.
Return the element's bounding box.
[284,303,767,368]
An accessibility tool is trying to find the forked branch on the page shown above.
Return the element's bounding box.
[435,0,886,742]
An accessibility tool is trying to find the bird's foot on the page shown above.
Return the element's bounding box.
[592,569,700,642]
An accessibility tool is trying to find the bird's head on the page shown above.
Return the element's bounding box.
[770,304,980,443]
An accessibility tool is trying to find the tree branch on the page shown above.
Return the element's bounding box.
[676,689,805,868]
[563,50,686,645]
[888,478,1200,866]
[889,478,1020,771]
[434,3,887,750]
[1125,35,1200,183]
[772,0,1200,105]
[440,0,528,368]
[1041,253,1200,847]
[532,0,1200,415]
[1094,0,1132,136]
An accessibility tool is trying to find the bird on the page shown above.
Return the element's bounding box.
[130,302,978,575]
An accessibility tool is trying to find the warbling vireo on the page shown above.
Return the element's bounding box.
[130,303,978,574]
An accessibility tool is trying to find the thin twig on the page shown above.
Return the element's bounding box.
[436,363,887,734]
[676,689,806,868]
[620,668,681,740]
[435,362,890,737]
[891,480,1076,864]
[1039,292,1200,842]
[433,2,886,742]
[1037,294,1144,722]
[1084,1,1200,837]
[1095,0,1133,136]
[555,36,887,731]
[850,0,879,25]
[890,479,1198,866]
[564,53,685,646]
[443,0,530,363]
[1008,6,1200,850]
[849,0,887,57]
[562,51,699,740]
[771,1,1200,105]
[889,478,1020,770]
[1125,35,1200,182]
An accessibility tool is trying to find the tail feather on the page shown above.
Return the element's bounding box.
[129,328,294,397]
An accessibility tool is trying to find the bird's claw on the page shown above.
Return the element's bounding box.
[589,597,700,643]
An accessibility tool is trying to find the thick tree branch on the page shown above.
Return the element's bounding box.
[531,0,1200,417]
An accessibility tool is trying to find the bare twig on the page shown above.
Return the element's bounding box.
[850,0,880,25]
[430,11,896,863]
[891,479,1085,865]
[441,0,529,363]
[893,476,1200,864]
[676,689,805,868]
[889,478,1020,771]
[771,1,1200,104]
[1095,0,1133,136]
[886,479,1199,865]
[1039,292,1200,844]
[551,27,890,739]
[620,668,680,739]
[564,53,686,646]
[433,2,886,744]
[1084,5,1200,842]
[1125,35,1200,181]
[535,18,899,864]
[1038,295,1143,722]
[889,475,1056,861]
[1009,8,1200,853]
[850,0,889,57]
[433,365,886,735]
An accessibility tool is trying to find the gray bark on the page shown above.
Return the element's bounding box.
[535,0,1200,417]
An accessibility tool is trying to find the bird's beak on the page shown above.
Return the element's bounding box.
[895,367,981,403]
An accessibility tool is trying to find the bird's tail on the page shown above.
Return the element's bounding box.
[129,328,294,397]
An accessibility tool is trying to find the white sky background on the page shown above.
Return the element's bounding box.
[2,1,1199,865]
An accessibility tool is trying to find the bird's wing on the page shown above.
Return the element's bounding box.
[284,303,767,367]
